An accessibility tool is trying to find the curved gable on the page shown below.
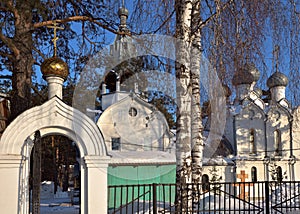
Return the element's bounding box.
[237,100,265,120]
[0,97,107,157]
[97,93,170,151]
[266,104,291,119]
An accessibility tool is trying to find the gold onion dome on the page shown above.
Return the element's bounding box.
[41,56,69,80]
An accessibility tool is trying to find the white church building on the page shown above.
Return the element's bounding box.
[0,4,299,214]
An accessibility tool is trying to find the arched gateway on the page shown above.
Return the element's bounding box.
[0,96,110,214]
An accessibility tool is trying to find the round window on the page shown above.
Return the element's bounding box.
[128,107,137,117]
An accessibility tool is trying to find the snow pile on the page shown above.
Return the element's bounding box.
[40,181,55,199]
[40,181,70,199]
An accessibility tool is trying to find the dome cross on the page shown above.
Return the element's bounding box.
[47,21,64,57]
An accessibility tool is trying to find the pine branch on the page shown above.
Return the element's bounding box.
[0,0,16,14]
[0,50,13,60]
[0,75,12,79]
[0,30,20,57]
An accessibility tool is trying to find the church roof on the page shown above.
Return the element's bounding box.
[267,71,288,88]
[232,69,254,86]
[232,63,260,86]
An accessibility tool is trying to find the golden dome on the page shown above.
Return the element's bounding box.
[41,57,69,80]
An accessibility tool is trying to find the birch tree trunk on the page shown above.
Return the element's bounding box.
[190,0,203,185]
[175,0,193,212]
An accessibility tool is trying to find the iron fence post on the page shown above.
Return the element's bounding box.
[265,181,270,214]
[153,183,157,214]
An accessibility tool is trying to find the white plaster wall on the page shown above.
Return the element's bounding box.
[235,105,265,157]
[98,94,170,152]
[102,92,129,110]
[266,107,291,158]
[292,107,300,180]
[202,165,232,182]
[236,160,265,181]
[0,155,23,214]
[270,86,286,103]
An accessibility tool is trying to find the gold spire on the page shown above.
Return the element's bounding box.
[47,21,64,57]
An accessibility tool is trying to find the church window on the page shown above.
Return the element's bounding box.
[251,167,257,182]
[249,129,256,154]
[111,138,121,150]
[129,107,137,117]
[274,129,282,156]
[202,174,210,192]
[276,166,283,182]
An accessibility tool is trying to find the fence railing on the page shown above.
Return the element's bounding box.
[108,181,300,213]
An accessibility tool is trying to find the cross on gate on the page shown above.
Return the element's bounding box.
[234,170,253,200]
[47,21,64,57]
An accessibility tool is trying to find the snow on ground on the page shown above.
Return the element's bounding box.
[39,197,79,214]
[30,181,80,214]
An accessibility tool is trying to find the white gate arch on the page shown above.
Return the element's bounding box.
[0,97,110,214]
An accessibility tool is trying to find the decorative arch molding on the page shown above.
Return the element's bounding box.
[0,96,107,157]
[0,96,109,214]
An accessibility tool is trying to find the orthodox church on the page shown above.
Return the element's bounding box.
[98,5,300,186]
[0,5,299,214]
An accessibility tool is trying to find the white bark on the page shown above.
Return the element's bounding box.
[191,0,203,184]
[175,0,193,212]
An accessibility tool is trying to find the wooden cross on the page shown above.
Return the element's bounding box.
[47,21,64,57]
[237,170,248,182]
[234,170,253,200]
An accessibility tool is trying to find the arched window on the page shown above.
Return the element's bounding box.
[274,129,282,156]
[251,167,257,182]
[249,129,256,154]
[276,166,283,182]
[202,174,210,192]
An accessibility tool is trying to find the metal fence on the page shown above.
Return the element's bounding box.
[108,181,300,213]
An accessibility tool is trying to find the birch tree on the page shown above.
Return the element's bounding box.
[190,0,203,185]
[175,0,193,211]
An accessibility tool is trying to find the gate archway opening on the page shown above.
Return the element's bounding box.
[29,134,81,213]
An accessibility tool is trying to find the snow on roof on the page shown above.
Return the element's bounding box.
[108,150,176,165]
[109,149,234,166]
[203,156,234,166]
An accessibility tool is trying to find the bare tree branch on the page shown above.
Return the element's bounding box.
[152,9,175,34]
[33,16,131,36]
[200,0,233,28]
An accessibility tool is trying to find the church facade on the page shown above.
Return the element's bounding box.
[96,5,300,185]
[98,59,300,185]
